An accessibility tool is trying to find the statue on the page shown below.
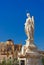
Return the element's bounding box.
[25,13,34,40]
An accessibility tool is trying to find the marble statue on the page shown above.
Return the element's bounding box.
[25,13,34,40]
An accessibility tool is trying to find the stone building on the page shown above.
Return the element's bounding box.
[0,39,22,62]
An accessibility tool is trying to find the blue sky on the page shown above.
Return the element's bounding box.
[0,0,44,50]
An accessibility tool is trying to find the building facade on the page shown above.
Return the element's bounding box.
[0,39,22,62]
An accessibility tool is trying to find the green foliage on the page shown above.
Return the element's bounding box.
[13,58,19,65]
[0,63,2,65]
[6,61,12,65]
[42,57,44,65]
[0,58,19,65]
[1,58,6,65]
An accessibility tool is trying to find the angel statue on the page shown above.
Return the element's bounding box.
[25,13,34,40]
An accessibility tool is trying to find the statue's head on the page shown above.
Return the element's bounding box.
[26,13,30,18]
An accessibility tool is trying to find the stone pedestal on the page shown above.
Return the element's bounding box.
[18,52,43,65]
[26,52,43,65]
[26,58,42,65]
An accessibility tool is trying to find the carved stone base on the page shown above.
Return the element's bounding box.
[19,57,43,65]
[26,58,43,65]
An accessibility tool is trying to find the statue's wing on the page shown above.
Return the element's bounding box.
[32,16,34,29]
[32,16,34,24]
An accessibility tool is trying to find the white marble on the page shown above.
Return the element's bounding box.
[25,13,34,41]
